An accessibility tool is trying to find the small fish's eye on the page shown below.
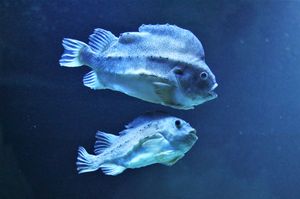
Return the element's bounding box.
[200,72,208,80]
[174,68,184,75]
[175,120,181,128]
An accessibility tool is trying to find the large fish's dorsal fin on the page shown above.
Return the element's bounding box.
[88,28,117,53]
[125,111,169,129]
[94,131,119,154]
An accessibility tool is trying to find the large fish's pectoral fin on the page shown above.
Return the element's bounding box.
[94,131,119,154]
[153,82,177,106]
[100,164,126,176]
[83,71,104,90]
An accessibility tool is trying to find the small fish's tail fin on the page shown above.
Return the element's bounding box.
[59,38,88,67]
[76,146,99,174]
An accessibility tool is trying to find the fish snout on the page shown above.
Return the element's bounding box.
[189,129,197,135]
[211,83,218,91]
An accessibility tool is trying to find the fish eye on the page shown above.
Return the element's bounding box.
[173,68,184,75]
[200,72,208,80]
[175,120,181,128]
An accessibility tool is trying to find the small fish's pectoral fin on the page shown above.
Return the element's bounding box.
[153,82,177,106]
[162,154,184,166]
[100,164,126,176]
[141,133,168,149]
[94,131,119,154]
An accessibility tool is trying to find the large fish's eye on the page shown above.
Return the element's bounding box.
[173,68,184,75]
[200,72,208,80]
[175,120,181,128]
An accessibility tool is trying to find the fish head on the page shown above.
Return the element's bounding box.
[171,61,218,106]
[161,117,198,152]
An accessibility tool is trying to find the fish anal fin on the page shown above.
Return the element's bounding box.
[94,131,119,155]
[100,164,126,176]
[83,71,104,90]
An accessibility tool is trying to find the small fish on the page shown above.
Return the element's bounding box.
[76,112,197,176]
[59,24,218,109]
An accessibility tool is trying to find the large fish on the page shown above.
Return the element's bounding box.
[76,112,197,176]
[59,24,218,109]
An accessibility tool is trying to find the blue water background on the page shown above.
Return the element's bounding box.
[1,0,300,199]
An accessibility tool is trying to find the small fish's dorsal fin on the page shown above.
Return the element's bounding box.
[94,131,118,154]
[88,28,117,53]
[118,130,129,136]
[125,111,169,129]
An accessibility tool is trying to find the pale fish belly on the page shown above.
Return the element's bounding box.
[116,133,182,169]
[94,57,172,104]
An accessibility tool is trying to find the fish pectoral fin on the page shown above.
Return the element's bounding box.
[141,133,167,148]
[162,154,184,166]
[153,82,176,105]
[100,164,126,176]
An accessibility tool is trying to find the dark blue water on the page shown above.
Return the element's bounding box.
[1,1,300,199]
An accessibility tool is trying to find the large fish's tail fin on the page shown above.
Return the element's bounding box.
[59,29,116,68]
[76,146,99,174]
[59,38,88,67]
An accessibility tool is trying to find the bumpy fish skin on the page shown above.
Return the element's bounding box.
[76,112,198,176]
[59,24,218,109]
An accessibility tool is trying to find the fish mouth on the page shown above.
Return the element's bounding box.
[189,129,197,135]
[207,83,218,99]
[188,130,198,141]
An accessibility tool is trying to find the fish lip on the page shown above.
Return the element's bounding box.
[189,129,197,135]
[208,83,218,98]
[211,83,218,91]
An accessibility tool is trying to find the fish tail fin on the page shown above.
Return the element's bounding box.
[59,38,88,67]
[76,146,99,174]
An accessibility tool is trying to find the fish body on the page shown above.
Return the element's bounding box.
[60,24,218,109]
[76,112,198,175]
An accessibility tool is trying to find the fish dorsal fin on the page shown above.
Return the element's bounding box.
[118,129,129,136]
[88,28,117,53]
[94,131,118,154]
[125,111,169,129]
